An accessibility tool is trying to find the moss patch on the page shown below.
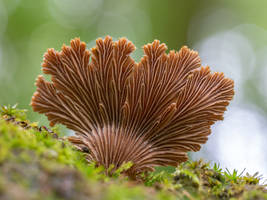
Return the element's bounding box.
[0,105,266,200]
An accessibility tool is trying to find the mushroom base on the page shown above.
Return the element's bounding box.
[68,125,156,179]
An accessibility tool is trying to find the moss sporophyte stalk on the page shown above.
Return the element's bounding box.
[31,36,234,179]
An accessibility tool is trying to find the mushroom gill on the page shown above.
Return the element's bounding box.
[31,36,234,179]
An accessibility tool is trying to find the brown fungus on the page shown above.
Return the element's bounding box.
[31,36,234,179]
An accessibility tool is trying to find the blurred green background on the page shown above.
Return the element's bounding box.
[0,0,267,177]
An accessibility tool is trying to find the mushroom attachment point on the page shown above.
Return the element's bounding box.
[31,36,234,179]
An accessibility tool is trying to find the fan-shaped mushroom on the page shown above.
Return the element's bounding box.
[31,36,234,179]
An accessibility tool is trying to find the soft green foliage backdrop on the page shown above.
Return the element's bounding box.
[0,0,267,177]
[1,0,267,119]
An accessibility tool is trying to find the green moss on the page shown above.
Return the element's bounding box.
[0,104,27,121]
[0,108,156,199]
[173,160,267,199]
[0,105,266,200]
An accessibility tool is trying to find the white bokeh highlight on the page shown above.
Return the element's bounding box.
[215,106,267,176]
